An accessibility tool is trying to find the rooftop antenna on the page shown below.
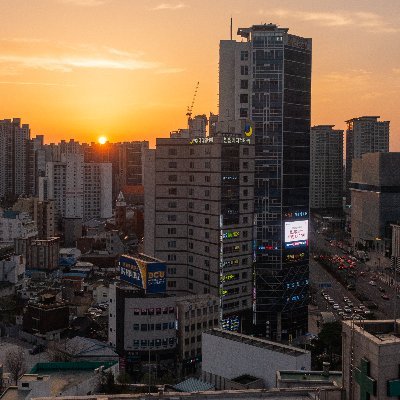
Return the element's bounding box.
[230,17,233,40]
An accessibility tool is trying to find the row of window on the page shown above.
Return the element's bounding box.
[184,319,218,332]
[165,214,251,224]
[133,322,175,331]
[132,307,175,315]
[132,337,175,349]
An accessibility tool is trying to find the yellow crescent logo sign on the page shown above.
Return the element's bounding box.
[244,124,252,137]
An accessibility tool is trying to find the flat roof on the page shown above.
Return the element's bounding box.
[204,329,309,357]
[343,320,400,344]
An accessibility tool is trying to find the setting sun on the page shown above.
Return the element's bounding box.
[98,136,107,145]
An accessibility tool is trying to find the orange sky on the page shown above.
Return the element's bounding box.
[1,0,399,149]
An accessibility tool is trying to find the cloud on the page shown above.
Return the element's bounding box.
[0,81,74,86]
[393,68,400,74]
[260,9,399,33]
[57,0,108,6]
[152,3,187,11]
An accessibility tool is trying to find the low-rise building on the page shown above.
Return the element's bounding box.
[202,329,311,390]
[0,210,37,245]
[23,293,69,340]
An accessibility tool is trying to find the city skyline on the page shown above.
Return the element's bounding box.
[1,0,400,148]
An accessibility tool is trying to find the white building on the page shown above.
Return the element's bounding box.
[310,125,344,209]
[42,153,112,221]
[0,254,25,286]
[0,211,37,245]
[202,329,311,390]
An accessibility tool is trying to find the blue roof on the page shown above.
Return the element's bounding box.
[173,378,215,393]
[3,210,18,219]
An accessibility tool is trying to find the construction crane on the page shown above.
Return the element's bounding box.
[186,81,200,125]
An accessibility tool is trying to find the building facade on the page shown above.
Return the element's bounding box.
[144,132,254,325]
[219,24,311,339]
[345,116,390,204]
[351,152,400,253]
[310,125,343,210]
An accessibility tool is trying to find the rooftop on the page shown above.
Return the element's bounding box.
[204,329,309,357]
[343,320,400,344]
[278,370,342,386]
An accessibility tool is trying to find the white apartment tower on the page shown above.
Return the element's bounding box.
[43,154,112,221]
[145,132,255,324]
[310,125,344,209]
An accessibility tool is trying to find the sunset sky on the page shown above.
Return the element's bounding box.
[1,0,400,148]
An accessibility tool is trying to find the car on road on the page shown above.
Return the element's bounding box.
[343,296,349,302]
[333,304,340,309]
[344,307,352,313]
[369,281,377,286]
[328,299,335,305]
[381,294,390,300]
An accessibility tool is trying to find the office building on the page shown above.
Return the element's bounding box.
[144,131,254,325]
[310,125,343,210]
[351,152,400,253]
[346,116,390,204]
[0,118,31,198]
[342,320,400,400]
[219,24,311,339]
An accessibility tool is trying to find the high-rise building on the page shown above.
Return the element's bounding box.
[0,118,31,198]
[42,154,112,222]
[219,24,312,339]
[345,116,389,204]
[144,131,254,325]
[310,125,344,210]
[351,152,400,253]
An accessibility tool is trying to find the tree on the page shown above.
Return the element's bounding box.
[6,347,26,385]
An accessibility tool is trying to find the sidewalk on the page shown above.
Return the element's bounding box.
[365,250,400,292]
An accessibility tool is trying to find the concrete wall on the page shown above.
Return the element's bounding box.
[202,332,311,389]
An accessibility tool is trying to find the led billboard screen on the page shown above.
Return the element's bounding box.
[284,220,308,249]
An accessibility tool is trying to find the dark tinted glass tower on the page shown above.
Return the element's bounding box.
[219,24,312,340]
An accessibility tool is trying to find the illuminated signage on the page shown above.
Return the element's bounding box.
[283,210,309,219]
[223,231,240,239]
[285,253,306,262]
[244,123,253,137]
[286,279,309,289]
[221,315,240,331]
[223,136,251,144]
[284,220,308,249]
[189,137,214,144]
[221,273,239,282]
[222,259,239,267]
[119,256,166,294]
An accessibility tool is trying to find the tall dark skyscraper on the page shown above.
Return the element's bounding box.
[219,24,312,340]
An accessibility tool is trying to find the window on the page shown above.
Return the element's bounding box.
[168,254,176,261]
[189,242,194,249]
[205,245,209,253]
[168,215,176,222]
[188,255,193,263]
[189,269,193,276]
[242,271,248,279]
[205,189,210,197]
[168,280,176,288]
[189,228,193,235]
[205,176,210,183]
[204,273,209,281]
[168,201,177,208]
[243,203,248,210]
[189,215,194,222]
[189,175,195,182]
[168,148,177,155]
[242,244,248,251]
[243,147,249,156]
[205,161,210,168]
[190,148,195,155]
[168,175,177,182]
[204,259,210,267]
[205,231,209,239]
[240,108,248,118]
[189,188,194,195]
[240,94,248,103]
[189,282,193,290]
[205,218,209,225]
[141,324,147,331]
[240,79,248,89]
[169,161,177,168]
[205,204,210,211]
[243,216,248,223]
[243,230,248,238]
[188,202,194,209]
[168,227,176,234]
[168,187,177,195]
[167,241,176,248]
[242,162,248,169]
[240,65,248,75]
[243,175,248,183]
[190,161,194,168]
[242,258,248,265]
[240,51,249,61]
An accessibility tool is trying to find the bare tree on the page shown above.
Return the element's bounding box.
[5,347,26,385]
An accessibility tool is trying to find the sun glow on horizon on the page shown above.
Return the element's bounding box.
[98,136,107,145]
